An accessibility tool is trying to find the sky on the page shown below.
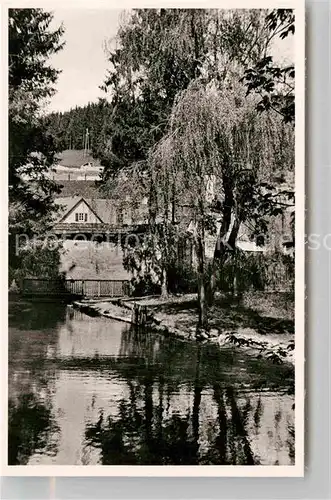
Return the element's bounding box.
[47,9,293,114]
[48,9,122,113]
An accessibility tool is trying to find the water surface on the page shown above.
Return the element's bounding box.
[8,300,295,466]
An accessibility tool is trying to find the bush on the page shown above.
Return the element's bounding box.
[9,244,63,285]
[130,275,161,297]
[213,251,294,293]
[167,261,198,294]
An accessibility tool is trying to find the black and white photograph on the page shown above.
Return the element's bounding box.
[4,2,304,475]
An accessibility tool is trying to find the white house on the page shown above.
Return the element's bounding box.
[58,198,103,224]
[54,196,149,227]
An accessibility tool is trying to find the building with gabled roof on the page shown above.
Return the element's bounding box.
[55,197,109,225]
[52,195,149,239]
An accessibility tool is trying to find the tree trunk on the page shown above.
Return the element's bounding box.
[160,266,168,299]
[171,182,176,223]
[148,165,158,226]
[233,274,238,298]
[209,212,241,304]
[195,228,208,330]
[198,274,207,329]
[228,221,240,297]
[208,177,234,303]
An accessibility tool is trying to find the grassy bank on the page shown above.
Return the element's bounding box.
[73,291,294,365]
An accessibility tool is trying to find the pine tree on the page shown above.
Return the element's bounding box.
[9,8,64,278]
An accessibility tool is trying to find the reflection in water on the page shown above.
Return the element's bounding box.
[8,301,295,465]
[8,393,59,465]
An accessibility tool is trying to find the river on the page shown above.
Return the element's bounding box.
[8,300,295,466]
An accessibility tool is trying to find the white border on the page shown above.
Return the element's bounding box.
[0,0,305,477]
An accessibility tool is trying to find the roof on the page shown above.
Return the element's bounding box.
[55,180,105,199]
[54,196,81,214]
[55,149,102,168]
[54,196,83,222]
[88,199,115,223]
[54,197,115,224]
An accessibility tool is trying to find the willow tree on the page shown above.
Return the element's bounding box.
[151,75,294,329]
[97,9,276,298]
[98,9,272,179]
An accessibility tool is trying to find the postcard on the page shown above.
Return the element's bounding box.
[1,0,305,477]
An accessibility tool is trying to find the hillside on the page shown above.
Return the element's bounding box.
[60,240,131,280]
[55,149,101,168]
[44,100,113,154]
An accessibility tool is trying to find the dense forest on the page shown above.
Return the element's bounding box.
[44,99,113,156]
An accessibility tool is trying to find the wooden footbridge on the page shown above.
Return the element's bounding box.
[20,278,131,299]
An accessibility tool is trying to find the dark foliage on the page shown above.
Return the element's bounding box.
[8,9,64,279]
[8,393,58,465]
[241,9,295,123]
[167,262,198,294]
[43,100,113,156]
[9,9,64,215]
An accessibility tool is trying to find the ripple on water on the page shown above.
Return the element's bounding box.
[8,301,295,466]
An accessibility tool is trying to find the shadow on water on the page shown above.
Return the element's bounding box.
[83,328,294,465]
[9,300,67,331]
[83,380,266,465]
[8,301,295,466]
[85,378,201,465]
[8,393,59,465]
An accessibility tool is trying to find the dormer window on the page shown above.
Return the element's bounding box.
[75,213,87,222]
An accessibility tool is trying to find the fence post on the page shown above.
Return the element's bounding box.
[98,281,101,297]
[131,303,147,326]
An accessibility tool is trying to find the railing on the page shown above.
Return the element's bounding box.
[52,222,149,235]
[65,279,130,297]
[20,278,130,298]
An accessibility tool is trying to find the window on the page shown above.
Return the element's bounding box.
[256,234,265,247]
[75,213,87,222]
[116,209,123,226]
[123,208,131,225]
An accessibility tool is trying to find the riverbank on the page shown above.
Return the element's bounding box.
[8,299,295,466]
[72,299,132,323]
[73,291,295,365]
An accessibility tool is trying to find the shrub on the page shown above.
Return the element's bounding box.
[213,250,294,293]
[130,275,161,297]
[10,243,63,285]
[167,261,198,294]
